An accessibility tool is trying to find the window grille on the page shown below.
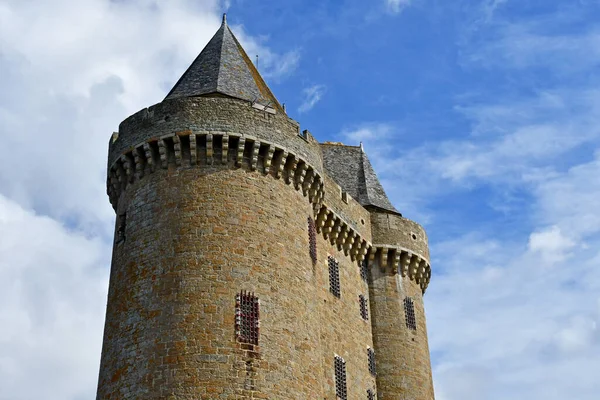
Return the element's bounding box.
[308,217,317,265]
[367,389,376,400]
[368,348,376,376]
[404,297,417,331]
[235,291,260,345]
[328,256,340,298]
[334,356,347,400]
[359,295,369,321]
[360,259,368,283]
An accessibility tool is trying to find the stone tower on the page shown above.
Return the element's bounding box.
[97,15,435,400]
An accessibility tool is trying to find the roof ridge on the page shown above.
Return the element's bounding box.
[164,23,224,100]
[227,25,283,111]
[215,20,227,91]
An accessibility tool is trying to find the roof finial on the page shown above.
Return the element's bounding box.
[360,141,364,151]
[222,13,227,25]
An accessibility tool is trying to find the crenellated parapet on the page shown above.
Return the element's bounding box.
[106,131,325,210]
[368,211,432,293]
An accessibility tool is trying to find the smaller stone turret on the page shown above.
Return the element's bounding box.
[321,143,434,400]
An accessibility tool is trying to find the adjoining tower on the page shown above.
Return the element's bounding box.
[322,144,434,399]
[97,15,435,400]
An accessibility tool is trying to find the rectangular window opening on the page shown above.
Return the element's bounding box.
[328,256,341,298]
[404,297,417,331]
[359,295,369,321]
[368,348,376,376]
[367,388,376,400]
[334,355,347,400]
[236,291,260,345]
[308,217,317,265]
[360,259,369,283]
[116,212,126,243]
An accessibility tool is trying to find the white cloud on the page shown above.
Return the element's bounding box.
[334,7,600,398]
[232,27,300,81]
[481,0,508,22]
[528,226,576,264]
[0,1,300,398]
[342,123,394,143]
[0,194,110,400]
[386,0,412,14]
[298,84,326,113]
[465,13,600,73]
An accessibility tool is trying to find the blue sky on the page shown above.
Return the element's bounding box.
[1,0,600,399]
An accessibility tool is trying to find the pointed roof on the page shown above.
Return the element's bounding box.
[321,143,401,215]
[165,14,283,112]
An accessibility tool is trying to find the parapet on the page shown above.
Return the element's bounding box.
[106,97,328,214]
[369,211,432,292]
[108,96,323,171]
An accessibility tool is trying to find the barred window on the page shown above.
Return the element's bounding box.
[235,291,260,345]
[328,256,341,298]
[360,259,368,283]
[367,348,376,376]
[334,356,347,400]
[308,217,317,265]
[367,388,376,400]
[359,295,369,321]
[404,297,417,331]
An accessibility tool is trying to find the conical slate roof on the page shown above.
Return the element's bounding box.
[165,14,283,112]
[321,143,400,215]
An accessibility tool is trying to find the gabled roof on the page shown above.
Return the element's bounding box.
[165,14,283,112]
[321,143,400,215]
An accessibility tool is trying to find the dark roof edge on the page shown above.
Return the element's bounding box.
[164,24,224,100]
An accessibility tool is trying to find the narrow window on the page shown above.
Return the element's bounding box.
[359,295,369,321]
[360,259,368,283]
[308,217,317,265]
[236,291,260,345]
[334,355,347,400]
[404,297,417,331]
[367,388,376,400]
[328,256,340,298]
[116,212,127,243]
[368,348,376,376]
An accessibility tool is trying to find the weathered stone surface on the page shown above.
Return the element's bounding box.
[108,97,322,172]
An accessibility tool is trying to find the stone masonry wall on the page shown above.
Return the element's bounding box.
[368,211,435,400]
[314,208,377,398]
[370,212,430,262]
[108,97,323,171]
[98,164,324,399]
[369,268,435,400]
[99,96,435,400]
[322,174,372,241]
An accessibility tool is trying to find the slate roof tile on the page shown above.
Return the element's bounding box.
[321,143,400,215]
[165,14,283,112]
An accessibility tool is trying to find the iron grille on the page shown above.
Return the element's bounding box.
[308,217,317,265]
[360,259,369,283]
[328,256,341,298]
[368,348,376,376]
[334,355,347,400]
[235,291,260,345]
[404,297,417,331]
[367,388,376,400]
[359,295,369,321]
